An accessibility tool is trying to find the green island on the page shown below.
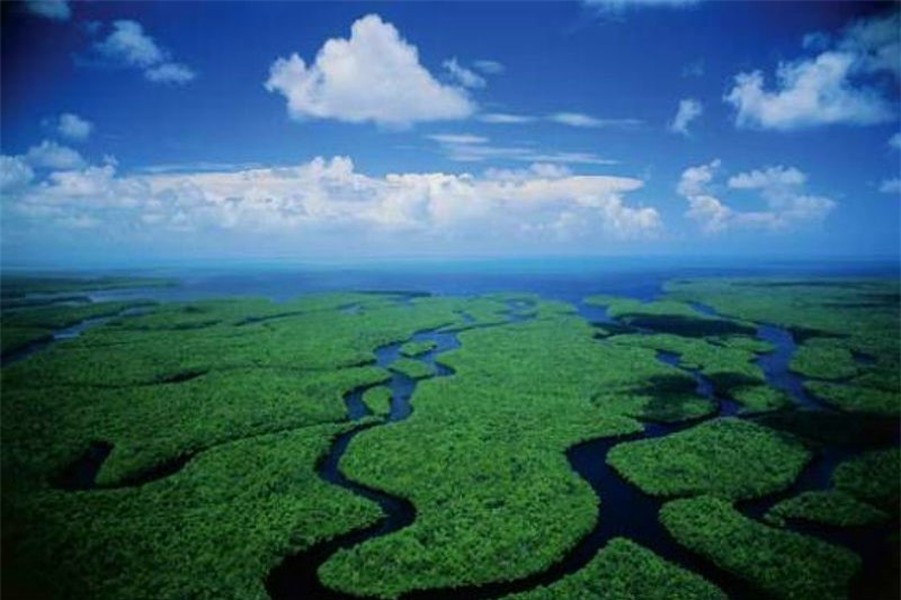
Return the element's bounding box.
[504,538,726,600]
[388,357,436,379]
[399,340,438,357]
[362,386,393,417]
[665,278,900,417]
[765,490,889,527]
[606,332,790,413]
[661,495,862,600]
[606,418,811,500]
[1,275,898,600]
[831,448,900,510]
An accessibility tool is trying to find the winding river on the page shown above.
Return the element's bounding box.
[266,327,459,599]
[11,294,896,599]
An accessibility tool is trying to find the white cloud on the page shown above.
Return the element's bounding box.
[94,20,195,85]
[549,112,641,128]
[550,113,602,128]
[879,178,901,194]
[479,112,640,128]
[24,0,70,20]
[265,14,474,126]
[725,12,898,130]
[5,155,660,242]
[25,140,85,170]
[802,32,831,51]
[585,0,701,9]
[427,134,488,145]
[484,163,572,182]
[473,60,505,75]
[678,160,835,232]
[669,99,702,135]
[727,165,806,189]
[890,132,901,149]
[478,113,536,124]
[145,62,196,84]
[96,20,164,67]
[0,156,35,192]
[57,113,93,141]
[839,11,901,78]
[443,58,486,89]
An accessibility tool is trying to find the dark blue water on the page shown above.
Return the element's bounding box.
[63,258,898,306]
[755,324,827,411]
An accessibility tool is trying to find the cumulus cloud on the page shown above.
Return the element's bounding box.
[0,156,35,192]
[727,165,806,189]
[443,58,486,89]
[94,20,196,85]
[890,132,901,149]
[484,163,573,182]
[669,99,702,135]
[725,11,898,130]
[879,178,901,194]
[23,0,70,20]
[678,160,835,232]
[3,155,660,243]
[265,15,474,126]
[25,140,85,170]
[57,113,93,141]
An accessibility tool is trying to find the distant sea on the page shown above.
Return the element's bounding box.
[15,256,900,305]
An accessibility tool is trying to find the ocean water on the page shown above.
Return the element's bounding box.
[79,257,900,304]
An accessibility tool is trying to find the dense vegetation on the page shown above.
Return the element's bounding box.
[606,333,789,413]
[1,300,156,356]
[661,495,861,600]
[665,278,900,417]
[505,538,725,600]
[584,296,756,337]
[319,306,661,597]
[765,490,889,527]
[805,380,899,416]
[1,291,492,599]
[3,275,898,599]
[362,386,393,417]
[388,357,435,380]
[607,418,811,500]
[399,340,438,357]
[831,448,900,510]
[4,423,383,600]
[1,275,176,301]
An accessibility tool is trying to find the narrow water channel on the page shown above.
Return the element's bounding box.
[268,304,761,599]
[266,328,459,599]
[1,306,151,367]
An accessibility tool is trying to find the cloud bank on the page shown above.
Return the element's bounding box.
[669,99,702,135]
[678,160,835,232]
[1,155,662,254]
[725,11,898,130]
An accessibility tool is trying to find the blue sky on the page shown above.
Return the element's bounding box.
[1,0,899,267]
